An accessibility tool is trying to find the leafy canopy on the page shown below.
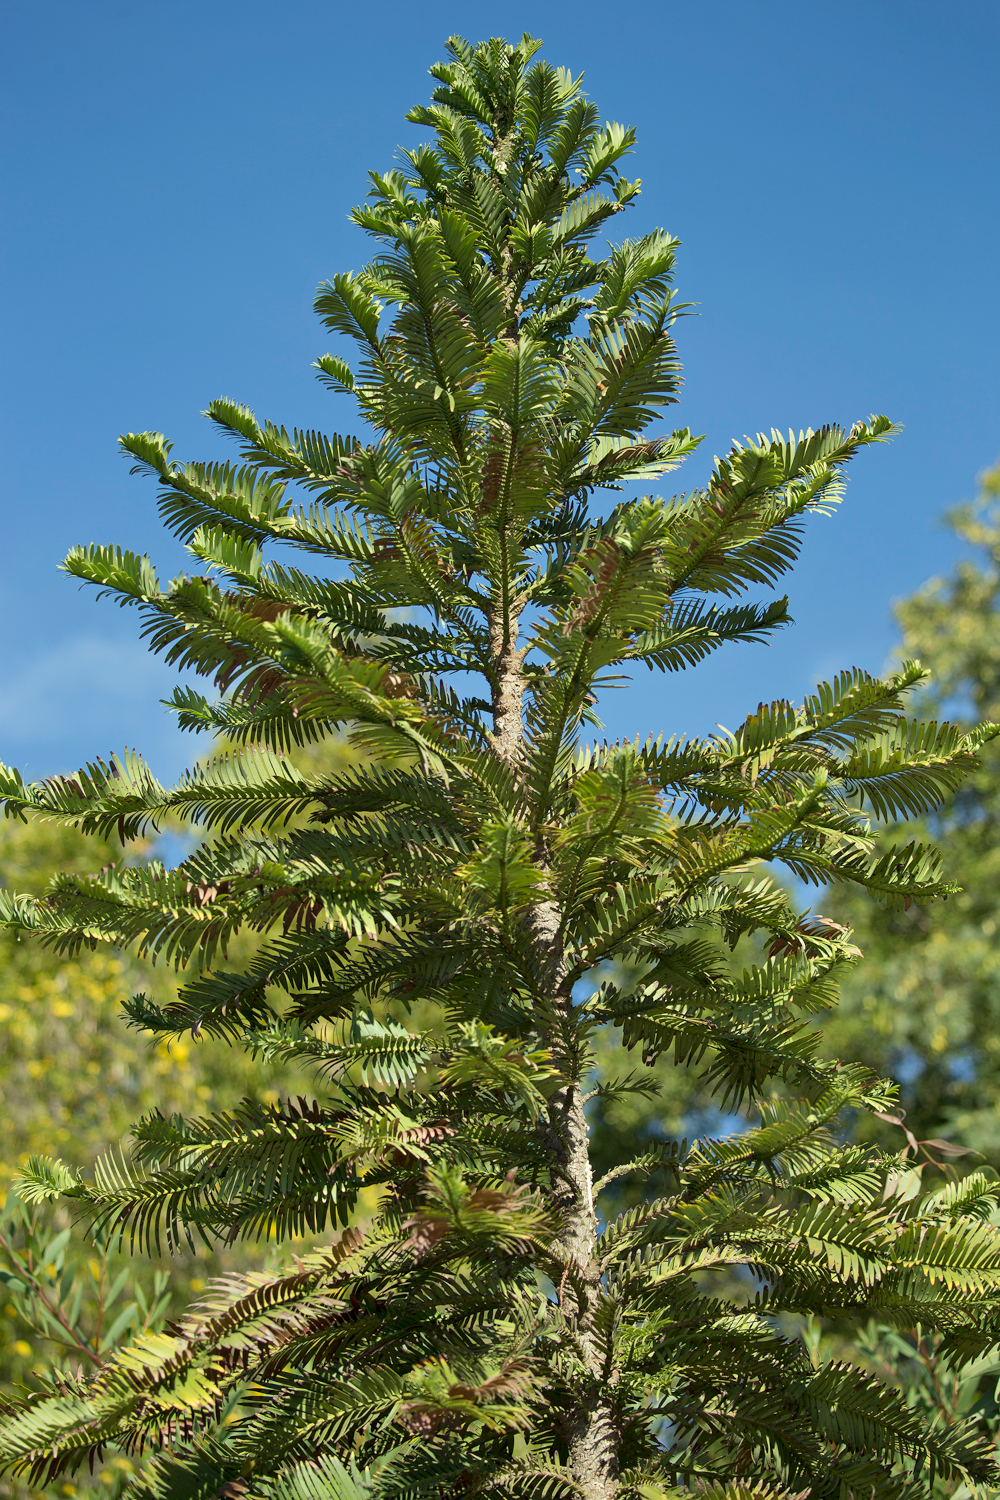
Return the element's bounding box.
[1,32,999,1500]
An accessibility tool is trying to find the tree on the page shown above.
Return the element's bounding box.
[0,751,358,1500]
[1,32,999,1500]
[807,459,1000,1488]
[0,805,320,1488]
[823,459,1000,1157]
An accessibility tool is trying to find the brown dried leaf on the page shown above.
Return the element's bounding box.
[402,1216,450,1261]
[562,540,621,636]
[470,1358,534,1403]
[767,915,853,959]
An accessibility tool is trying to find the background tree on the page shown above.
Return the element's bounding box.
[823,459,1000,1158]
[2,33,1000,1500]
[799,459,1000,1492]
[588,465,1000,1182]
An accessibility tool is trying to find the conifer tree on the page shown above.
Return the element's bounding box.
[3,33,1000,1500]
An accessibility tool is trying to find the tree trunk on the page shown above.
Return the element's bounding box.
[488,609,525,769]
[529,902,619,1500]
[551,1073,619,1500]
[490,614,618,1499]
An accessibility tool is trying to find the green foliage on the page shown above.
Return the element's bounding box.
[800,1314,1000,1499]
[0,821,198,1184]
[0,1191,170,1377]
[825,459,1000,1160]
[1,32,999,1500]
[0,812,325,1500]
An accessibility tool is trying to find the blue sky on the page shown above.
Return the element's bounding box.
[2,0,998,783]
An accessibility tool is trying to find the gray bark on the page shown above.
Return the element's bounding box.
[489,640,619,1500]
[528,902,619,1500]
[487,607,526,769]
